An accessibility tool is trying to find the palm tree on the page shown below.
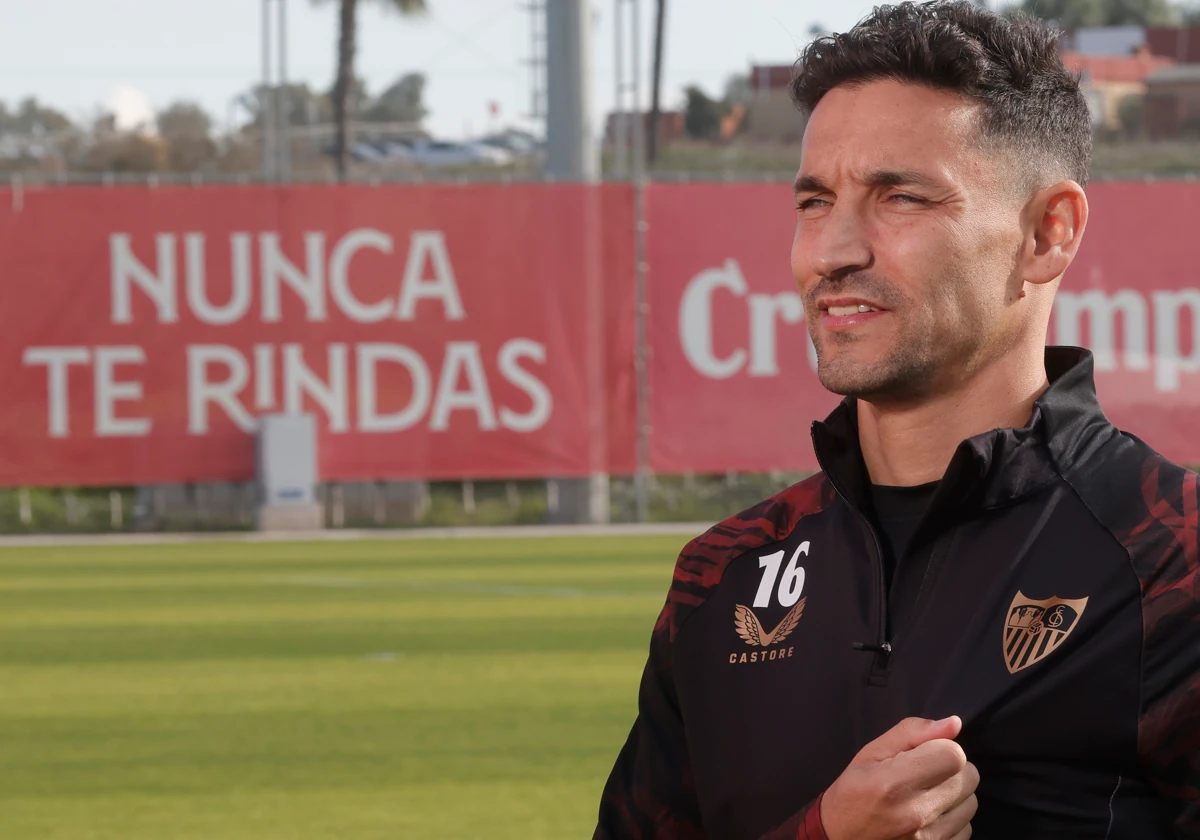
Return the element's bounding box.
[315,0,428,181]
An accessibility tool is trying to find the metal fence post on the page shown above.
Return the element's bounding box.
[417,483,431,521]
[277,0,290,182]
[372,482,386,525]
[631,0,651,522]
[261,0,274,182]
[332,483,345,528]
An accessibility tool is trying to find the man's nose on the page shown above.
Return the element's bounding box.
[809,204,872,279]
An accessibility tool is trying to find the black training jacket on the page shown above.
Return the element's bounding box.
[595,347,1200,839]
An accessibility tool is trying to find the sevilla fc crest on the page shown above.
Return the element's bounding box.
[1003,592,1088,674]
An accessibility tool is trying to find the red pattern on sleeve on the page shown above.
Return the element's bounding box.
[596,475,835,839]
[1113,455,1200,829]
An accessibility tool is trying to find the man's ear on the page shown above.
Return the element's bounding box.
[1023,180,1089,286]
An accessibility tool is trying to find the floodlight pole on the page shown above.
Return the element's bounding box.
[613,0,627,178]
[615,0,650,521]
[278,0,290,182]
[261,0,274,181]
[545,0,608,523]
[546,0,599,181]
[630,0,651,523]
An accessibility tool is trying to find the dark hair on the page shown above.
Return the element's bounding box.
[791,1,1092,188]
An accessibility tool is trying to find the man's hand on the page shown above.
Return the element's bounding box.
[820,716,978,840]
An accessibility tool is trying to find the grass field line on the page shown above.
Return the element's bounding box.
[0,521,706,548]
[266,574,665,600]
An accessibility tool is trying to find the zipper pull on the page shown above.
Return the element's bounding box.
[853,641,892,655]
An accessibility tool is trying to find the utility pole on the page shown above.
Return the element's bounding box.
[613,0,628,178]
[614,0,650,520]
[261,0,290,182]
[523,2,548,129]
[277,0,290,182]
[630,2,650,523]
[613,0,644,178]
[545,0,599,181]
[262,0,274,181]
[647,0,666,164]
[544,0,607,523]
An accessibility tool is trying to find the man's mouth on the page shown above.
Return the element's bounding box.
[816,297,890,330]
[825,303,883,317]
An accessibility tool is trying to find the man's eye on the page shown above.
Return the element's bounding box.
[888,193,926,205]
[796,197,830,211]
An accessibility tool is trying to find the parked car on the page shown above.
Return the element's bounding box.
[478,131,541,157]
[349,141,392,163]
[347,138,513,168]
[411,139,513,167]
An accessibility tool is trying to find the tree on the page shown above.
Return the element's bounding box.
[1118,92,1145,138]
[79,133,168,173]
[722,74,752,109]
[362,73,427,124]
[157,102,212,141]
[285,82,335,126]
[217,137,260,173]
[0,98,73,135]
[313,0,428,181]
[157,101,217,172]
[246,82,338,129]
[1010,0,1177,26]
[683,86,724,140]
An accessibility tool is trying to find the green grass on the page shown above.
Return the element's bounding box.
[0,535,690,839]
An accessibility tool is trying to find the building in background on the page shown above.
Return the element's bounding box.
[1145,65,1200,139]
[742,65,806,144]
[603,110,685,154]
[1061,25,1147,56]
[1146,26,1200,63]
[1062,25,1200,62]
[602,65,805,148]
[1057,26,1200,138]
[1059,48,1174,132]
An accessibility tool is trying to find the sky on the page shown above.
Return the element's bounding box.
[1,0,893,140]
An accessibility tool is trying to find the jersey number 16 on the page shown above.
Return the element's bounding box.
[754,542,809,609]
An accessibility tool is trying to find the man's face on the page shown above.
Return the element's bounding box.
[791,80,1026,404]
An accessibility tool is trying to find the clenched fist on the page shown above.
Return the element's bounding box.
[820,716,978,840]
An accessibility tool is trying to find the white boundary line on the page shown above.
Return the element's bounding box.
[0,522,706,548]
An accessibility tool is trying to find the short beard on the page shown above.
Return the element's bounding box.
[805,271,986,406]
[812,330,941,404]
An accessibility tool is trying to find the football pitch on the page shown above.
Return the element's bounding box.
[0,534,690,839]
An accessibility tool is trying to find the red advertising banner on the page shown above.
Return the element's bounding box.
[0,185,633,486]
[1,181,1199,487]
[646,182,1200,472]
[646,183,839,474]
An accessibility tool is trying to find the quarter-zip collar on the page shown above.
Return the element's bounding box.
[811,346,1106,518]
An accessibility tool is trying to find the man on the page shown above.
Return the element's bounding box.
[594,2,1200,838]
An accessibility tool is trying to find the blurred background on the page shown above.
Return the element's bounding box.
[2,0,1199,838]
[5,0,1200,188]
